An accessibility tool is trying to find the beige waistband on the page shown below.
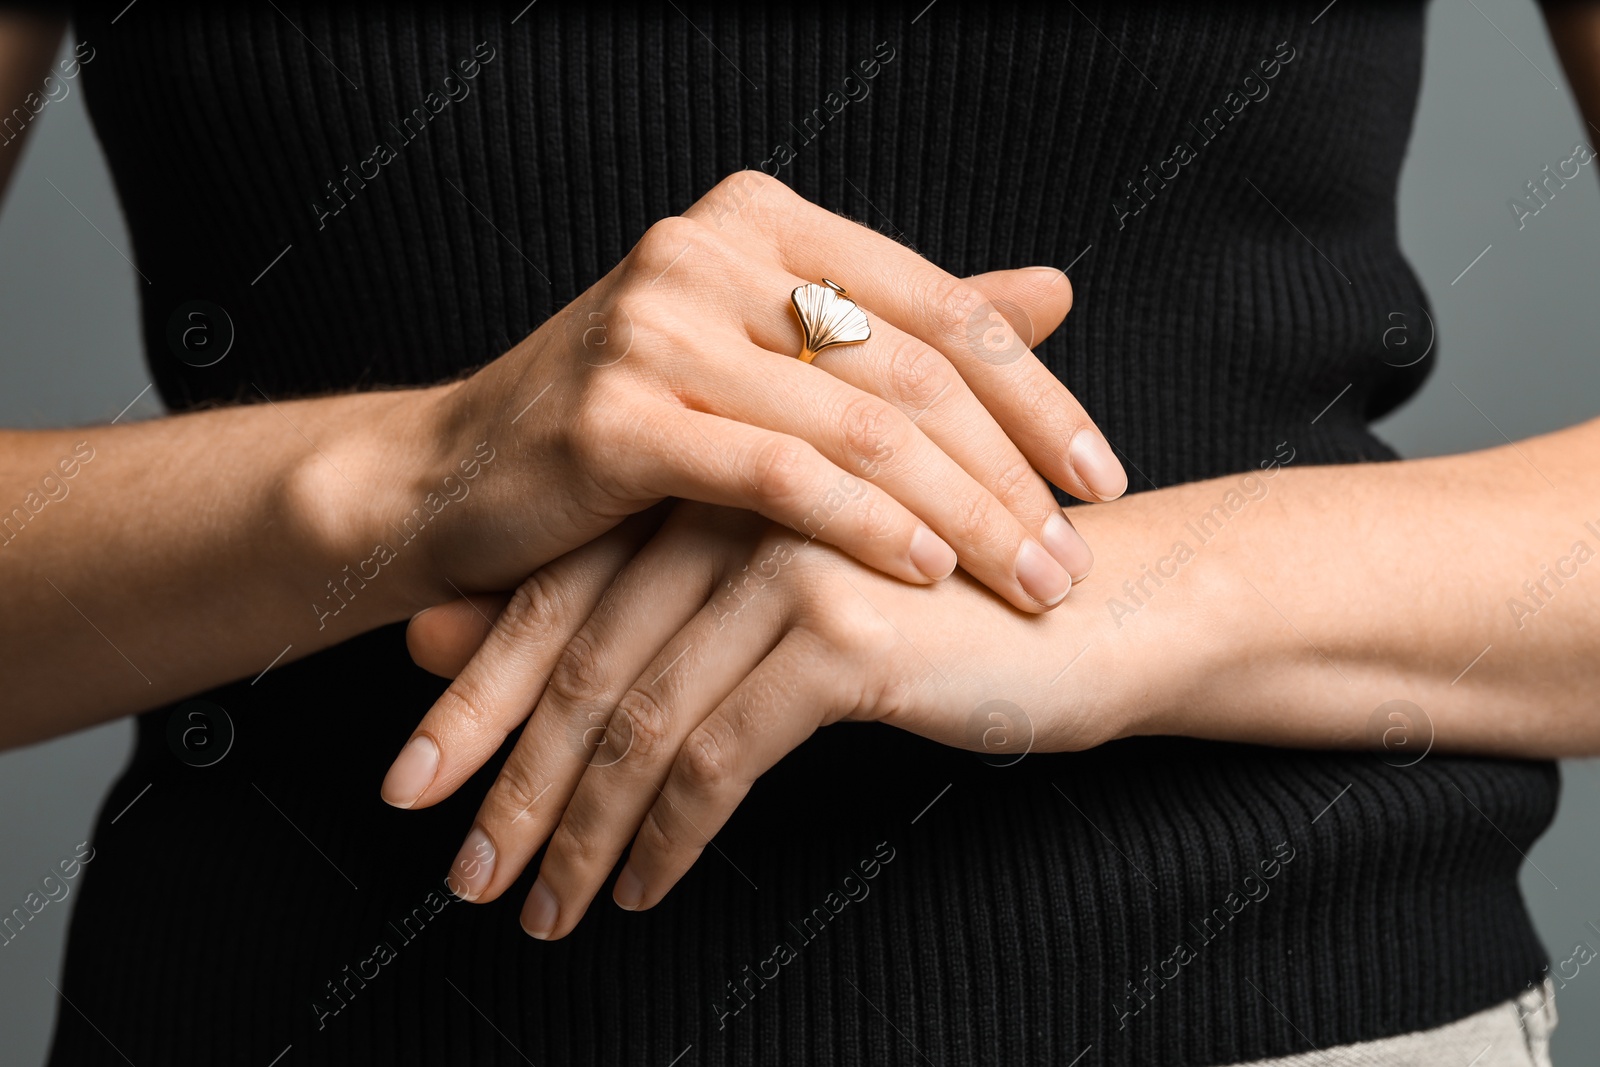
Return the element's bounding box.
[1229,979,1558,1067]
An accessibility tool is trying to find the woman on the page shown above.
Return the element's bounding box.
[5,0,1596,1064]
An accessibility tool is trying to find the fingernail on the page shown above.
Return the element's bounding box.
[1069,429,1128,501]
[1015,539,1071,606]
[1042,512,1094,582]
[909,525,958,581]
[446,826,495,901]
[381,735,439,808]
[614,866,644,911]
[522,878,559,939]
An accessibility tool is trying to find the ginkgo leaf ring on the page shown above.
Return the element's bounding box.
[790,279,871,364]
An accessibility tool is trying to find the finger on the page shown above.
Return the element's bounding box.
[407,594,512,678]
[690,172,1127,502]
[614,632,829,912]
[448,508,755,904]
[380,515,658,811]
[622,402,961,589]
[522,571,787,939]
[967,266,1073,342]
[697,349,1075,610]
[797,255,1123,503]
[959,265,1125,499]
[956,268,1094,579]
[627,198,1089,589]
[734,266,1093,583]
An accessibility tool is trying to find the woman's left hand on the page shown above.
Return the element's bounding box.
[401,501,1129,939]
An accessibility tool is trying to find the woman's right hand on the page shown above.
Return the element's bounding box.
[336,172,1124,614]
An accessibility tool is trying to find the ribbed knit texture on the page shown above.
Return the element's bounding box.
[48,1,1556,1065]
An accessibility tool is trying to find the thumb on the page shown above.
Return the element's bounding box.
[965,266,1074,351]
[406,593,512,678]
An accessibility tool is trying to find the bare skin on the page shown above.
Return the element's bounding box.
[402,422,1600,937]
[0,11,62,203]
[0,21,1133,748]
[391,3,1600,939]
[7,4,1600,942]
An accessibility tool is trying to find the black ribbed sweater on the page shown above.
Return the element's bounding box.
[48,1,1557,1065]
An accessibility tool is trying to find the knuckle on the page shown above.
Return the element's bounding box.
[884,339,951,412]
[547,631,608,710]
[840,486,898,545]
[438,675,497,733]
[711,169,782,207]
[693,169,810,245]
[989,454,1043,508]
[631,214,708,271]
[613,687,674,764]
[487,754,543,823]
[749,437,814,508]
[595,294,673,377]
[677,721,735,795]
[717,168,783,198]
[948,489,1002,550]
[928,275,990,348]
[632,803,681,860]
[604,288,659,336]
[500,571,565,636]
[545,818,601,873]
[835,395,900,474]
[566,289,645,371]
[698,170,791,230]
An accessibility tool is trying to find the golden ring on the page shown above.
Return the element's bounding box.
[790,278,872,364]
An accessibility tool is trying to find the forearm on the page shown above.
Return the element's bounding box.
[0,387,448,747]
[1066,419,1600,759]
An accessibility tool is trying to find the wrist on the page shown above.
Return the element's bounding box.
[1060,490,1244,743]
[279,383,462,628]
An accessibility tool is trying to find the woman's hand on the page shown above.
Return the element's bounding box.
[325,172,1122,617]
[395,502,1128,939]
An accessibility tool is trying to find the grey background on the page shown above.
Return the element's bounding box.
[2,1,1599,1062]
